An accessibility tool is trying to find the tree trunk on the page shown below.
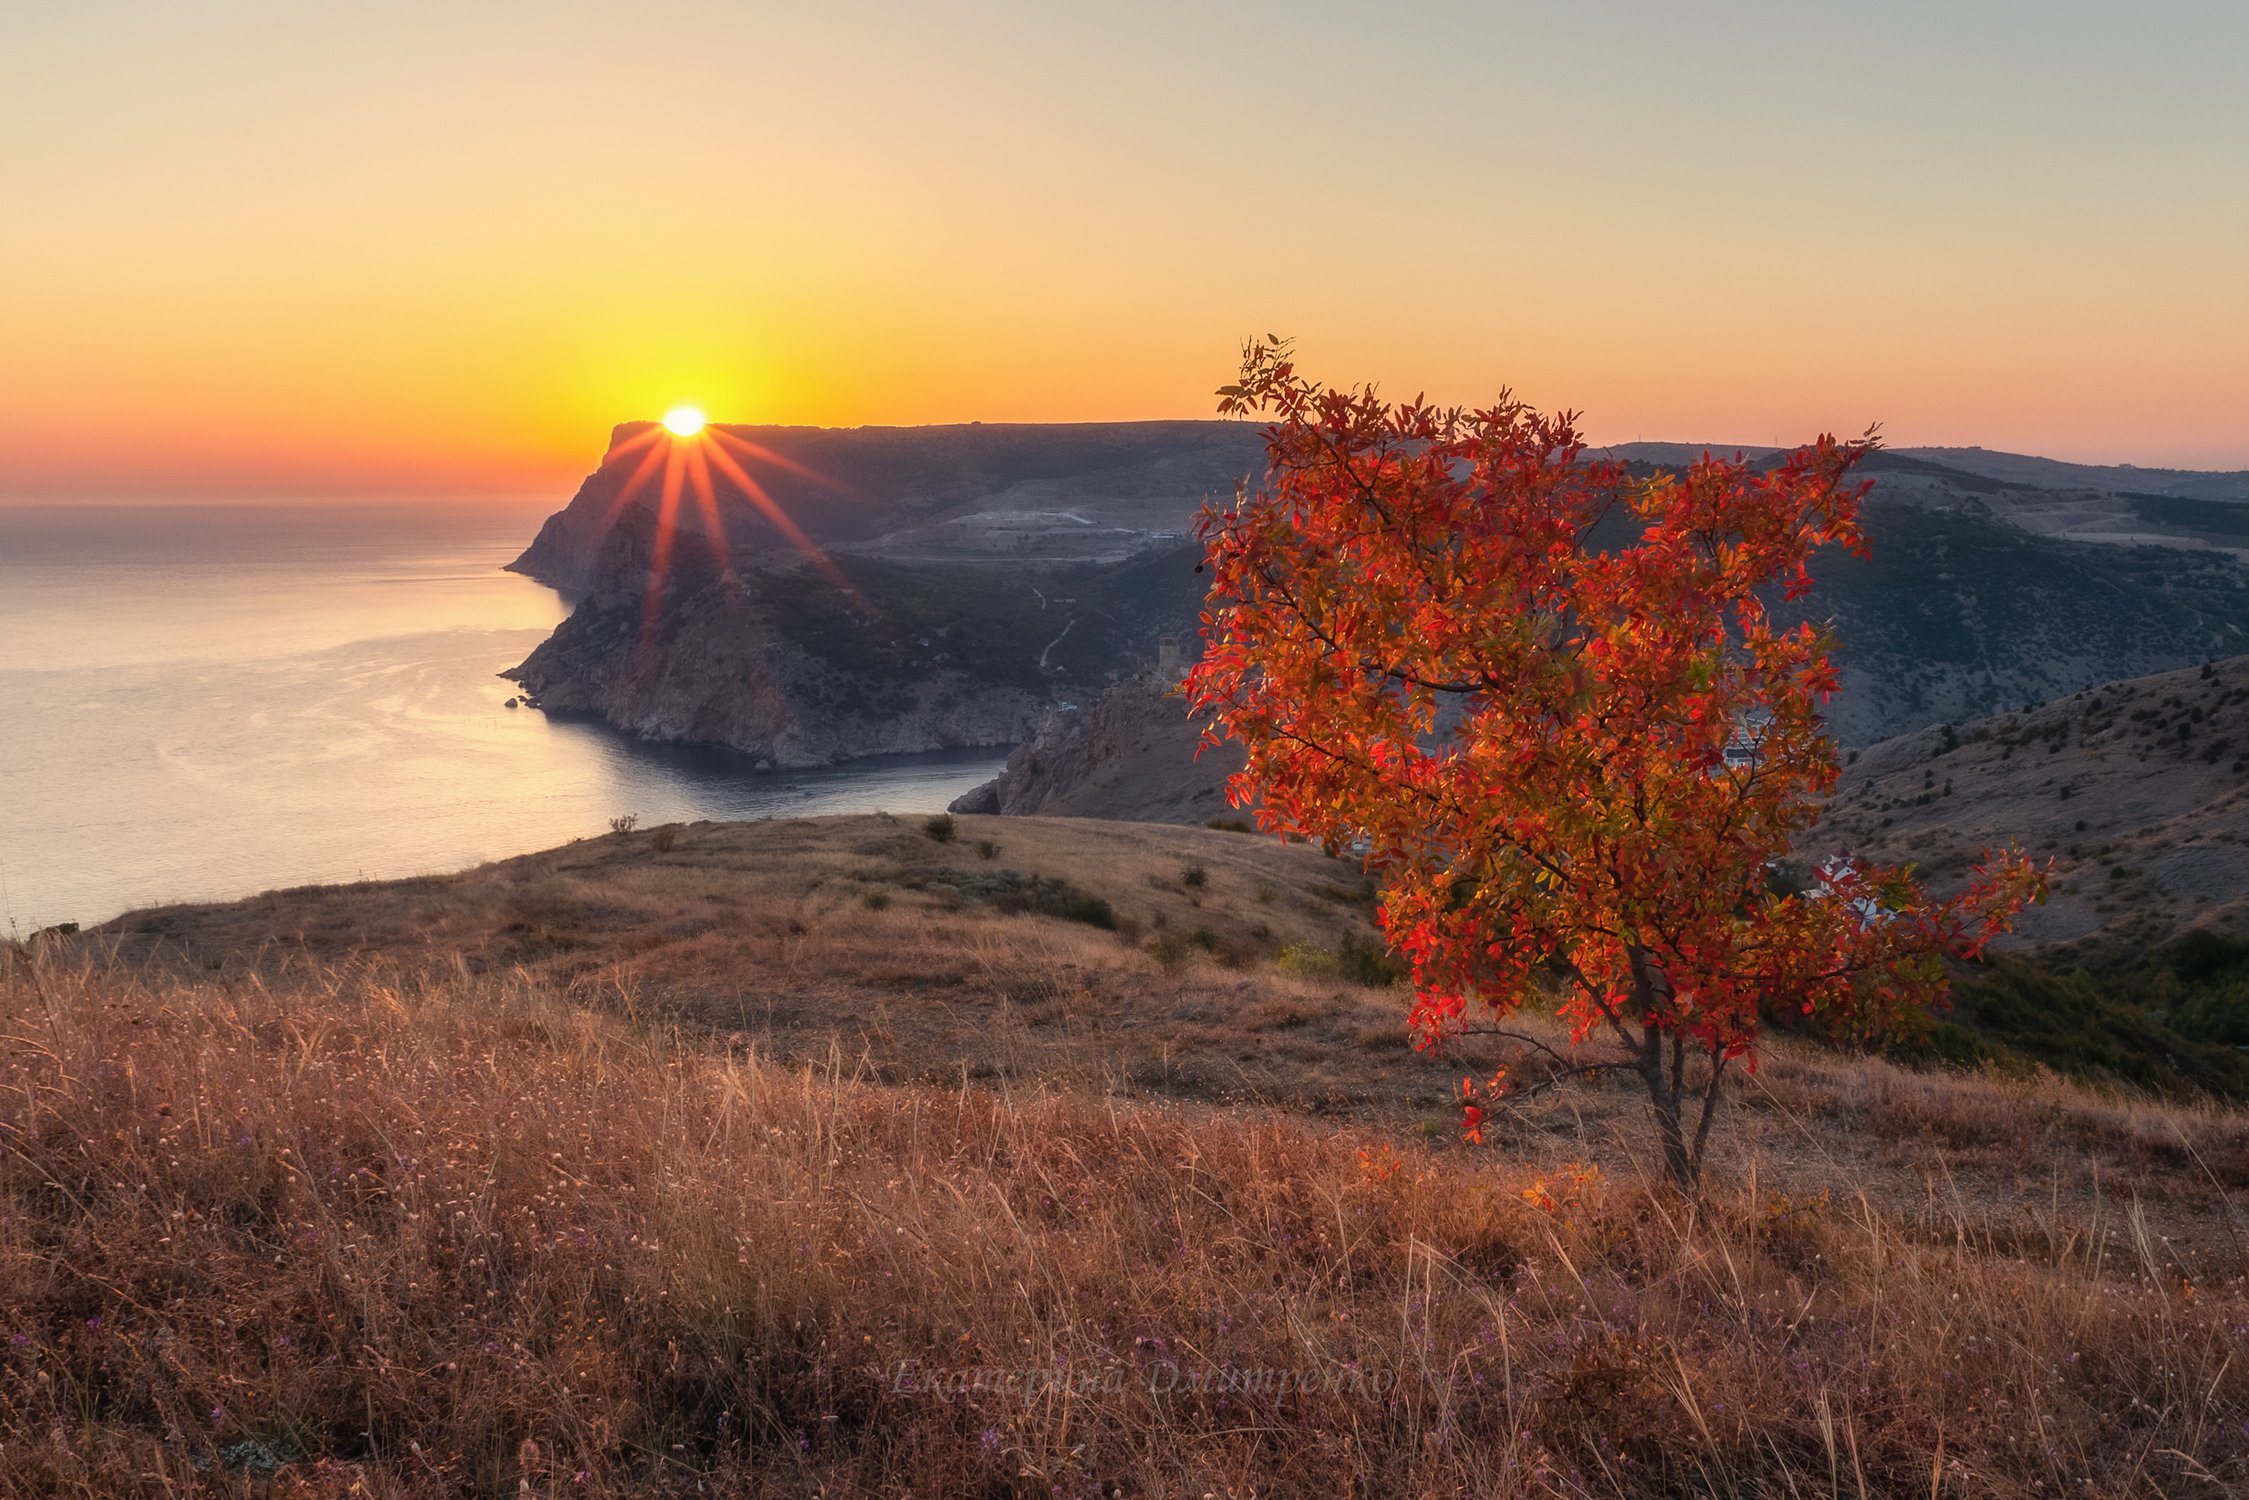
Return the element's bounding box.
[1626,948,1702,1193]
[1639,1025,1696,1193]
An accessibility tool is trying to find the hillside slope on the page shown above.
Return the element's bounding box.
[1824,654,2249,952]
[11,816,2241,1492]
[948,669,1246,823]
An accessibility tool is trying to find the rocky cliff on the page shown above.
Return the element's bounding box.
[950,670,1246,822]
[506,425,2249,777]
[508,494,1212,768]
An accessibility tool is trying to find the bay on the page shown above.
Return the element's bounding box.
[0,501,1005,930]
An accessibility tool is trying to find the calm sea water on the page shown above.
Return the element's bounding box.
[0,502,1007,930]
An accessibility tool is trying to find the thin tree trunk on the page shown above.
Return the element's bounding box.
[1626,947,1700,1194]
[1639,1019,1695,1193]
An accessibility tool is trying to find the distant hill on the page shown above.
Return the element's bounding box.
[1607,441,2249,505]
[953,504,2249,816]
[1895,446,2249,502]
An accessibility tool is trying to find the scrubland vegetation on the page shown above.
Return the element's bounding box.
[4,816,2247,1495]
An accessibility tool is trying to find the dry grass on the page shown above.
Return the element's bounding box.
[5,815,2243,1494]
[105,815,1420,1125]
[102,816,2249,1245]
[5,932,2248,1496]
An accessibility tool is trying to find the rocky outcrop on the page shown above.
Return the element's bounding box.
[509,575,1053,769]
[951,671,1245,823]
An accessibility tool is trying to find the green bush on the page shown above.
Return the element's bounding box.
[1337,930,1406,987]
[927,868,1115,930]
[1277,930,1404,988]
[922,813,956,843]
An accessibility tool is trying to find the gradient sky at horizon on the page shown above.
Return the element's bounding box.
[3,0,2244,498]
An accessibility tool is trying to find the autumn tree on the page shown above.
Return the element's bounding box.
[1187,341,2042,1190]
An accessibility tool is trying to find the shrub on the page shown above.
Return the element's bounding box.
[650,825,679,854]
[1180,862,1208,888]
[929,869,1114,930]
[1278,931,1406,988]
[1336,929,1405,987]
[861,889,893,911]
[608,814,639,835]
[1148,930,1197,975]
[1943,954,2249,1097]
[921,813,956,843]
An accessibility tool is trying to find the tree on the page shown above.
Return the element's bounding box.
[1187,341,2043,1190]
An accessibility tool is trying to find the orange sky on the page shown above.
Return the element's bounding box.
[3,2,2245,498]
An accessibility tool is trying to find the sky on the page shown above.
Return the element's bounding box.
[2,0,2245,498]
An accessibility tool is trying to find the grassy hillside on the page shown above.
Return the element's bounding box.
[1827,653,2249,952]
[4,817,2242,1494]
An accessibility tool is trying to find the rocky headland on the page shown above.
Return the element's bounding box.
[504,422,1260,768]
[504,425,2249,774]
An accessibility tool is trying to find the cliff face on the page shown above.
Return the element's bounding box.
[508,500,1211,769]
[951,671,1245,822]
[1784,503,2249,745]
[510,590,1051,767]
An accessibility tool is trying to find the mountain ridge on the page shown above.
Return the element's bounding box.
[505,424,2249,770]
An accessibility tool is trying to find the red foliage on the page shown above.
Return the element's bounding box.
[1188,340,2044,1187]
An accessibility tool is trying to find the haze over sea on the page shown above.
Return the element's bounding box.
[0,501,1004,931]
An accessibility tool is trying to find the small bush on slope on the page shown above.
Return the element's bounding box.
[0,948,2243,1496]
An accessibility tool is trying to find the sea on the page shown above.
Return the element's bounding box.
[0,500,1008,931]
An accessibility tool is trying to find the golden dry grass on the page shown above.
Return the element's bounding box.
[2,815,2243,1495]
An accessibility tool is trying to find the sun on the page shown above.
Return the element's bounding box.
[662,405,706,437]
